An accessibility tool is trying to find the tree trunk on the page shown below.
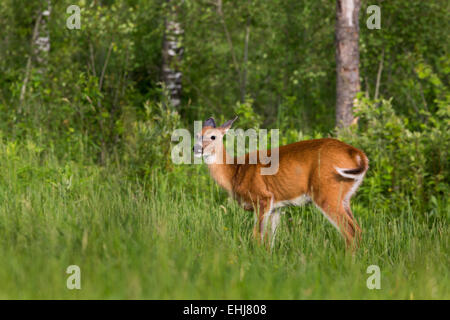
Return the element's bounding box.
[162,0,184,108]
[34,0,51,72]
[335,0,360,127]
[20,0,51,104]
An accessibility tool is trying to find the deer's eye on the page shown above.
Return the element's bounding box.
[211,136,216,140]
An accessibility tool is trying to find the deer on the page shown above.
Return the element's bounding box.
[193,116,369,249]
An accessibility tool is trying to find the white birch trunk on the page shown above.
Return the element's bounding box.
[34,0,51,72]
[162,0,184,108]
[335,0,360,127]
[20,0,51,103]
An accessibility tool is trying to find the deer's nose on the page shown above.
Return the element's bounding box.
[193,144,202,154]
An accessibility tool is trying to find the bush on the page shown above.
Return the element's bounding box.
[123,97,181,178]
[337,96,449,214]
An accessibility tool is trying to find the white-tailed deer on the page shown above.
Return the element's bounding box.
[193,117,368,248]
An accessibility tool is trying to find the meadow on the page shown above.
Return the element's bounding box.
[0,139,447,299]
[0,0,448,300]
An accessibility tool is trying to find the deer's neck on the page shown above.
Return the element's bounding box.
[207,144,237,193]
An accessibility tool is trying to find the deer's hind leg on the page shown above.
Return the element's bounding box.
[311,179,362,248]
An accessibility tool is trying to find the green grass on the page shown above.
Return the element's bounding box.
[0,141,448,299]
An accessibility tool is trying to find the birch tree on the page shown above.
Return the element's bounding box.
[162,0,184,108]
[34,0,51,71]
[335,0,361,127]
[20,0,52,103]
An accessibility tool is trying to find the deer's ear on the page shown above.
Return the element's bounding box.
[203,117,216,128]
[220,116,238,132]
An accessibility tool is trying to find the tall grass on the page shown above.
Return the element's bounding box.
[0,140,447,299]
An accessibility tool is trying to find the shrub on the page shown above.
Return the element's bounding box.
[337,96,449,214]
[123,97,181,177]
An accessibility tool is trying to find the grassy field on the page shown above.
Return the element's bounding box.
[0,141,448,299]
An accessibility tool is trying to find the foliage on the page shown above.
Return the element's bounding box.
[337,96,449,213]
[0,0,447,157]
[123,87,181,177]
[232,97,262,129]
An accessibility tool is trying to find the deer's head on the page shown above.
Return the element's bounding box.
[193,116,238,164]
